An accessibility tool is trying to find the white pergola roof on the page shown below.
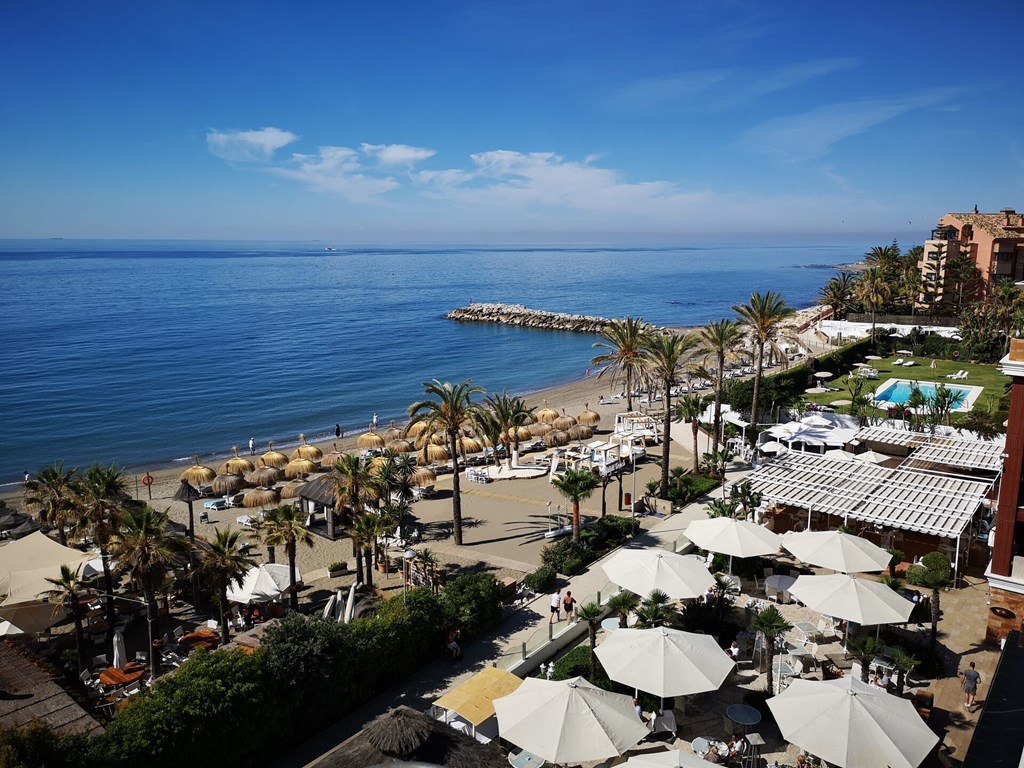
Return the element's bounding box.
[855,426,1005,474]
[742,452,992,539]
[855,426,931,450]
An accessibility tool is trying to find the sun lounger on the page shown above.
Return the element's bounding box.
[945,370,962,379]
[892,358,904,366]
[902,360,916,367]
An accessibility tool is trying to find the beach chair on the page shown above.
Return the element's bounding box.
[135,651,148,664]
[765,584,780,603]
[172,626,184,641]
[902,360,916,367]
[892,358,904,366]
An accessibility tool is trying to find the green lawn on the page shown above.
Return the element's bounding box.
[803,354,1007,420]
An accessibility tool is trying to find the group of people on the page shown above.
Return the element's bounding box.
[548,588,577,624]
[701,733,749,764]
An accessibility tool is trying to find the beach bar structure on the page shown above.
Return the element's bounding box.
[613,411,660,445]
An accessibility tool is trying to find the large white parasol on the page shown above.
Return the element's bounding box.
[594,626,735,698]
[602,549,714,599]
[788,573,914,626]
[782,530,891,573]
[685,517,781,573]
[768,676,939,768]
[226,563,299,605]
[493,676,649,764]
[626,751,710,767]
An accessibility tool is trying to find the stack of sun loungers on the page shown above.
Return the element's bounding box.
[946,370,968,380]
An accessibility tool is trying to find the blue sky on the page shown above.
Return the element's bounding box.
[1,0,1022,243]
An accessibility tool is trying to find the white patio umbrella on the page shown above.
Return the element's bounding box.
[594,627,735,698]
[788,574,914,626]
[684,518,781,574]
[333,589,345,622]
[823,449,855,462]
[321,594,337,620]
[226,563,298,604]
[801,414,833,427]
[805,386,828,394]
[493,676,649,764]
[853,450,891,464]
[813,371,834,379]
[112,629,127,668]
[343,582,357,623]
[759,441,787,454]
[768,676,939,768]
[626,750,709,767]
[782,530,891,573]
[602,549,714,600]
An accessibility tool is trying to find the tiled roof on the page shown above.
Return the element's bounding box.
[945,212,1024,240]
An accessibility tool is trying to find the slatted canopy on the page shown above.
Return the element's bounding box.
[433,666,523,727]
[901,437,1005,475]
[741,452,992,539]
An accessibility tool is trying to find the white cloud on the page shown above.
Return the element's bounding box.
[272,146,399,203]
[206,127,298,162]
[360,143,436,166]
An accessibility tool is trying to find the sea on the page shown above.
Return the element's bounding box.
[0,240,872,486]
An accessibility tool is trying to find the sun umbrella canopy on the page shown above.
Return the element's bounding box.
[864,355,882,361]
[788,574,914,625]
[219,448,255,476]
[529,421,553,437]
[813,370,834,379]
[535,401,559,424]
[243,486,280,508]
[823,449,855,462]
[684,518,781,560]
[578,403,601,427]
[544,430,570,447]
[284,457,318,479]
[594,627,735,697]
[853,450,891,464]
[245,465,281,486]
[493,677,649,764]
[405,420,428,438]
[260,443,289,469]
[386,439,414,453]
[357,431,386,449]
[411,466,436,487]
[507,425,532,442]
[424,444,449,462]
[804,386,828,394]
[289,435,323,463]
[567,424,594,440]
[830,399,853,406]
[212,472,246,495]
[553,413,577,431]
[782,530,892,573]
[456,436,483,454]
[280,478,307,499]
[226,563,299,604]
[320,443,345,469]
[768,676,938,768]
[602,549,714,599]
[759,441,787,454]
[180,456,216,485]
[801,414,832,427]
[382,425,403,441]
[625,751,709,767]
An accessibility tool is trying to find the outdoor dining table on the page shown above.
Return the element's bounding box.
[725,703,762,733]
[691,736,728,757]
[99,661,146,687]
[177,629,220,654]
[507,748,545,767]
[600,617,621,633]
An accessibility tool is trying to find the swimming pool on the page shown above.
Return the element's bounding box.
[872,379,982,412]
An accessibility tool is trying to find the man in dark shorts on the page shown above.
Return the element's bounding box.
[549,589,561,624]
[960,660,981,711]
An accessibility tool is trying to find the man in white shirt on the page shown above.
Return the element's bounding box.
[549,590,561,624]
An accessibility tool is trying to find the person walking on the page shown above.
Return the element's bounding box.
[549,589,561,624]
[959,660,981,711]
[248,437,255,455]
[372,412,379,429]
[562,590,577,624]
[335,423,342,439]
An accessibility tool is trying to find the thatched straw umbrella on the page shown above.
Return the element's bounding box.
[260,441,289,470]
[456,436,483,454]
[245,465,281,486]
[387,438,414,453]
[382,423,403,442]
[212,472,246,495]
[291,434,323,463]
[363,707,433,757]
[578,403,601,427]
[405,420,428,438]
[320,443,345,469]
[508,426,532,442]
[285,457,318,479]
[536,400,559,424]
[410,466,436,487]
[553,411,577,431]
[180,456,216,486]
[544,430,570,447]
[425,444,449,463]
[280,478,307,499]
[428,431,447,446]
[357,430,386,450]
[220,447,255,476]
[529,421,553,437]
[243,486,279,509]
[568,424,594,441]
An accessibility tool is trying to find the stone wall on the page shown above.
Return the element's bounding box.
[446,303,621,333]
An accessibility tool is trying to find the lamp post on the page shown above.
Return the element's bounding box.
[630,450,637,523]
[402,549,417,605]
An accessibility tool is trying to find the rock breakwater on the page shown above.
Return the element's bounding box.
[447,303,614,333]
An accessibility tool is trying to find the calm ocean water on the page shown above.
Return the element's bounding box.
[0,240,870,484]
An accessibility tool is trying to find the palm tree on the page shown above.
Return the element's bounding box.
[606,590,640,628]
[107,505,189,679]
[706,498,738,519]
[907,551,952,651]
[256,504,313,610]
[733,292,793,434]
[350,513,382,588]
[633,589,678,628]
[407,379,485,546]
[845,635,882,683]
[577,602,604,680]
[591,317,649,411]
[329,453,376,572]
[484,391,535,468]
[675,394,708,473]
[24,462,79,546]
[698,319,744,453]
[817,272,857,321]
[991,279,1023,353]
[76,463,130,648]
[469,408,505,468]
[643,331,700,496]
[198,528,257,645]
[854,268,890,349]
[40,564,90,673]
[751,605,792,695]
[889,647,920,695]
[551,467,600,543]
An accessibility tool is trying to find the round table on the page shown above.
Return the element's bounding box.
[764,574,796,591]
[601,617,622,632]
[99,662,146,687]
[178,629,221,654]
[725,703,763,733]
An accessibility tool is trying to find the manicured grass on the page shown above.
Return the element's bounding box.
[803,354,1007,419]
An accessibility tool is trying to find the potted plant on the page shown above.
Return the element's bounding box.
[328,561,348,578]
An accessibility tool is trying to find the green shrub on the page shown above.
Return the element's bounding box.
[541,539,593,574]
[440,573,503,638]
[0,722,95,768]
[665,474,719,505]
[594,514,639,543]
[524,566,557,593]
[550,645,614,690]
[327,561,347,572]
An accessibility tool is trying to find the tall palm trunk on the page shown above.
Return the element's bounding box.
[144,587,159,680]
[449,430,465,545]
[625,368,634,411]
[218,586,231,645]
[71,598,87,673]
[750,342,765,434]
[712,350,725,453]
[690,419,700,473]
[354,544,365,585]
[100,547,117,652]
[287,542,299,610]
[363,544,374,588]
[571,500,581,542]
[659,387,672,496]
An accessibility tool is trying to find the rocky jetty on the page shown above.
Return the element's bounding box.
[447,303,614,333]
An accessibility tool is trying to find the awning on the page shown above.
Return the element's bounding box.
[434,666,523,727]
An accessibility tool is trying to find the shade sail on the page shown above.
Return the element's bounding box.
[226,564,298,604]
[0,531,93,599]
[768,676,938,768]
[433,666,523,727]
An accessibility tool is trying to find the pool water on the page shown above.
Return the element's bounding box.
[873,379,977,410]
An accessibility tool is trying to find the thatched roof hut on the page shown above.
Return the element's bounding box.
[313,706,505,768]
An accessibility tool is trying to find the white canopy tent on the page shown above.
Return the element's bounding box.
[226,563,298,605]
